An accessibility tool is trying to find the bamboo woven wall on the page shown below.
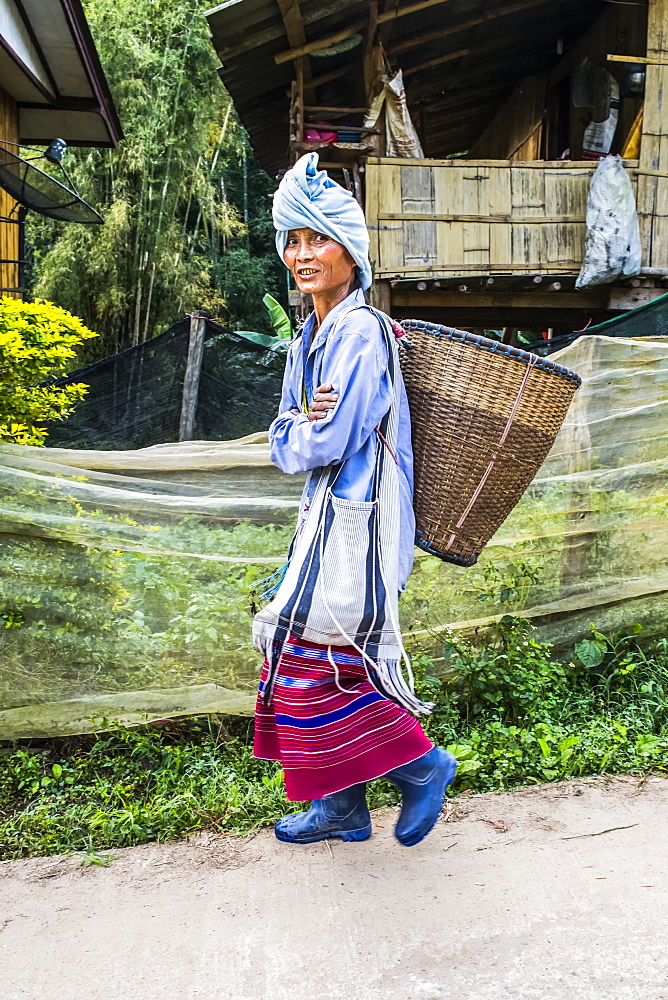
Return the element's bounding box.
[0,86,19,297]
[366,157,640,280]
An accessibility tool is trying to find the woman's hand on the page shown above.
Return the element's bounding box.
[308,383,339,422]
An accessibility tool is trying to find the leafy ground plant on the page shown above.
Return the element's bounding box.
[0,618,666,860]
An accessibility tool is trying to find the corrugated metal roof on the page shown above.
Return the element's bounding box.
[206,0,611,176]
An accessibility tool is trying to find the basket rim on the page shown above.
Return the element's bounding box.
[415,530,478,566]
[400,319,582,388]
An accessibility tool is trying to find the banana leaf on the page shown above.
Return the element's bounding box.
[262,293,293,340]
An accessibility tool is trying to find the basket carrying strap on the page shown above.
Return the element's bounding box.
[375,425,399,465]
[444,355,538,552]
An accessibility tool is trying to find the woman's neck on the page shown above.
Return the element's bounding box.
[312,280,356,327]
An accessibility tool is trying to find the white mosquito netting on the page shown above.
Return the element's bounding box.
[1,334,666,738]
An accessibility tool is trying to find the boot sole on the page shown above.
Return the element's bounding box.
[275,823,372,845]
[396,752,458,848]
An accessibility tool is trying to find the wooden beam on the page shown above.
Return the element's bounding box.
[304,106,368,114]
[416,85,510,115]
[303,122,378,132]
[285,65,352,96]
[608,287,666,310]
[417,78,510,107]
[308,65,351,89]
[406,52,538,100]
[370,3,390,151]
[219,26,289,61]
[407,19,570,82]
[421,101,501,131]
[275,18,366,64]
[407,55,528,98]
[364,2,384,112]
[403,48,470,77]
[367,156,611,167]
[217,0,357,61]
[276,0,314,102]
[608,53,668,66]
[276,0,306,44]
[378,213,585,224]
[275,0,467,64]
[295,61,305,149]
[405,19,587,93]
[291,140,374,156]
[317,161,363,169]
[352,161,363,207]
[377,0,400,48]
[393,308,612,330]
[377,263,582,275]
[376,0,456,25]
[392,289,610,310]
[389,0,551,56]
[634,168,668,179]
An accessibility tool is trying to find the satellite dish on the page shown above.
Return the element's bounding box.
[0,140,102,224]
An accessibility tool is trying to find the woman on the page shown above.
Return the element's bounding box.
[253,153,456,847]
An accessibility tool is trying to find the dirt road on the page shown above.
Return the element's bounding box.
[1,775,667,1000]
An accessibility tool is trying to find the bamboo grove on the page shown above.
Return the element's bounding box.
[26,0,285,360]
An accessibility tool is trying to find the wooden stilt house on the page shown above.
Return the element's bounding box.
[207,0,666,337]
[0,0,122,298]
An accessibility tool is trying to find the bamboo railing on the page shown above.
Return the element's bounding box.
[366,157,640,280]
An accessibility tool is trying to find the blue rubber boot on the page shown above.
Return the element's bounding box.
[385,747,457,847]
[275,783,371,844]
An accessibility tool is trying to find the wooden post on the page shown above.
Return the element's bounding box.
[296,62,305,149]
[0,87,19,296]
[637,0,668,267]
[179,311,207,442]
[370,278,391,314]
[351,162,364,208]
[364,4,387,158]
[289,80,298,146]
[276,0,315,105]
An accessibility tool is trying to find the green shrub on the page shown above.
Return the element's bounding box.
[0,721,288,857]
[0,297,97,445]
[417,618,668,790]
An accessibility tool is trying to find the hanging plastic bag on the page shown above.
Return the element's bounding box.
[576,155,641,289]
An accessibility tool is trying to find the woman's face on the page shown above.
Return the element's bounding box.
[284,228,356,296]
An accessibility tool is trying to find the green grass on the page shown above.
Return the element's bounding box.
[1,618,667,860]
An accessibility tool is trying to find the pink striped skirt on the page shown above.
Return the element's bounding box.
[253,634,432,801]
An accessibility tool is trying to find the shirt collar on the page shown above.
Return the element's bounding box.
[303,287,365,355]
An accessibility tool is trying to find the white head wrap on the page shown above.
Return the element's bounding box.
[272,152,372,290]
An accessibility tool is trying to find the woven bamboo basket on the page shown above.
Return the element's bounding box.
[399,320,582,567]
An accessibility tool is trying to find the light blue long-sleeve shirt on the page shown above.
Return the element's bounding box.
[268,288,416,589]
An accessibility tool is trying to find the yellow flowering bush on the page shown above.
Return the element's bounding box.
[0,297,97,445]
